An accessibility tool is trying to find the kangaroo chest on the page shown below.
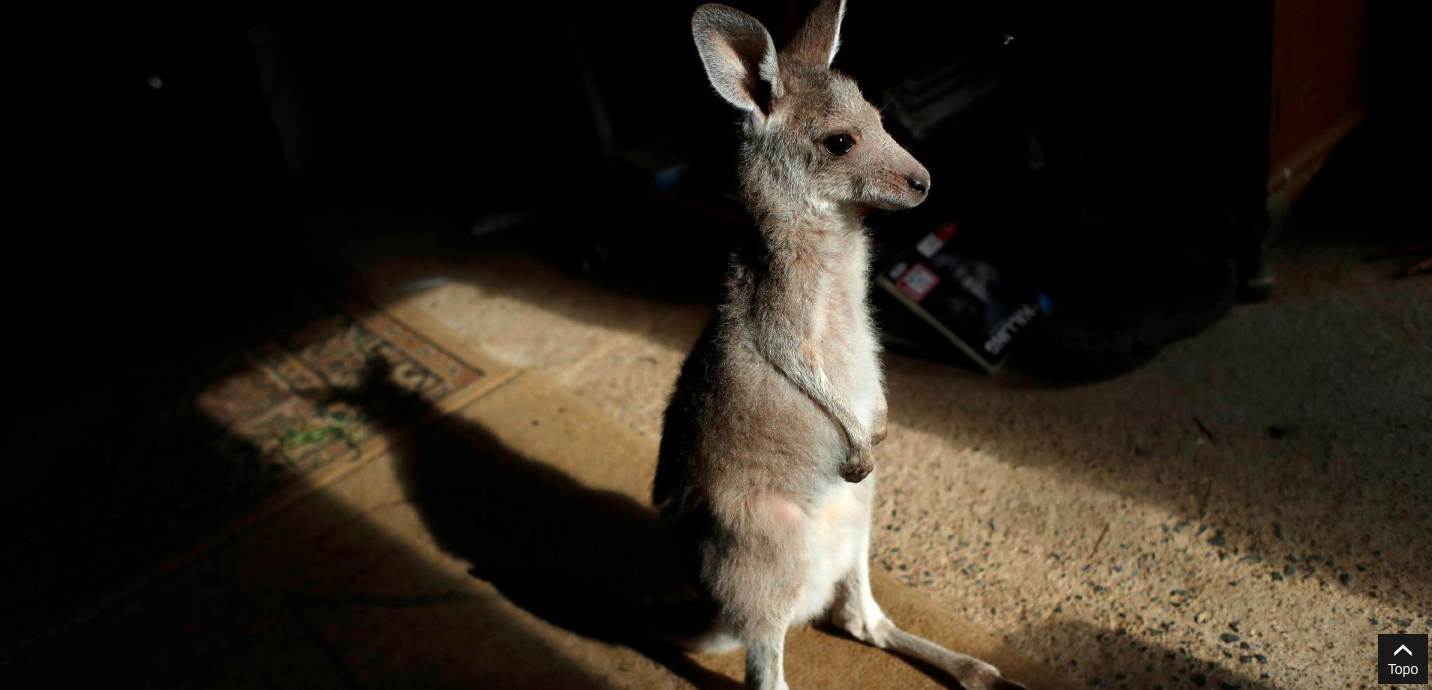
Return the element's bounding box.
[810,262,882,429]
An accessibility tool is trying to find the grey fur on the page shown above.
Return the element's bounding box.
[654,2,1029,689]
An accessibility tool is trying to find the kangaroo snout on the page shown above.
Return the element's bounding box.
[873,137,931,209]
[881,157,931,210]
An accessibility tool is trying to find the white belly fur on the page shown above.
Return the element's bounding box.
[790,479,872,623]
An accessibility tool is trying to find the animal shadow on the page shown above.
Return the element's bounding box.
[332,357,739,690]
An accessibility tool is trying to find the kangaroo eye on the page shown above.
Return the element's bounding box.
[822,133,854,156]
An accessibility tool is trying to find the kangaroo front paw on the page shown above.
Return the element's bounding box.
[839,455,873,483]
[839,438,874,482]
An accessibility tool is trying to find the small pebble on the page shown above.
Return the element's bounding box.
[1220,632,1240,644]
[1339,572,1353,586]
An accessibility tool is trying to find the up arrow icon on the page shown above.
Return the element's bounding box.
[1380,633,1427,683]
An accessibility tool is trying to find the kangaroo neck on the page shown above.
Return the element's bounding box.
[738,209,873,313]
[753,206,867,265]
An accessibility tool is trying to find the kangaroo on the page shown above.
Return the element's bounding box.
[652,2,1028,689]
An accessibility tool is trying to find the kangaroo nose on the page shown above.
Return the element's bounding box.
[907,175,929,194]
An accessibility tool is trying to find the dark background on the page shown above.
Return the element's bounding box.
[12,0,1405,394]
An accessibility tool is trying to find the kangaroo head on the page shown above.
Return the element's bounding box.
[693,0,930,219]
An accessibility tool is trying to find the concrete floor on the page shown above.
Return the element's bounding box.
[314,211,1431,690]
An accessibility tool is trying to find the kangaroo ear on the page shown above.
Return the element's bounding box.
[786,0,846,67]
[692,4,781,118]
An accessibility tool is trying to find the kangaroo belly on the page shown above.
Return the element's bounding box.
[789,480,872,623]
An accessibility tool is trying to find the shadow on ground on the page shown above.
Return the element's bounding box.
[329,357,741,689]
[1029,617,1279,690]
[3,385,640,689]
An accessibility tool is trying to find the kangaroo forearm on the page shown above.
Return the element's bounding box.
[761,342,865,449]
[750,251,866,452]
